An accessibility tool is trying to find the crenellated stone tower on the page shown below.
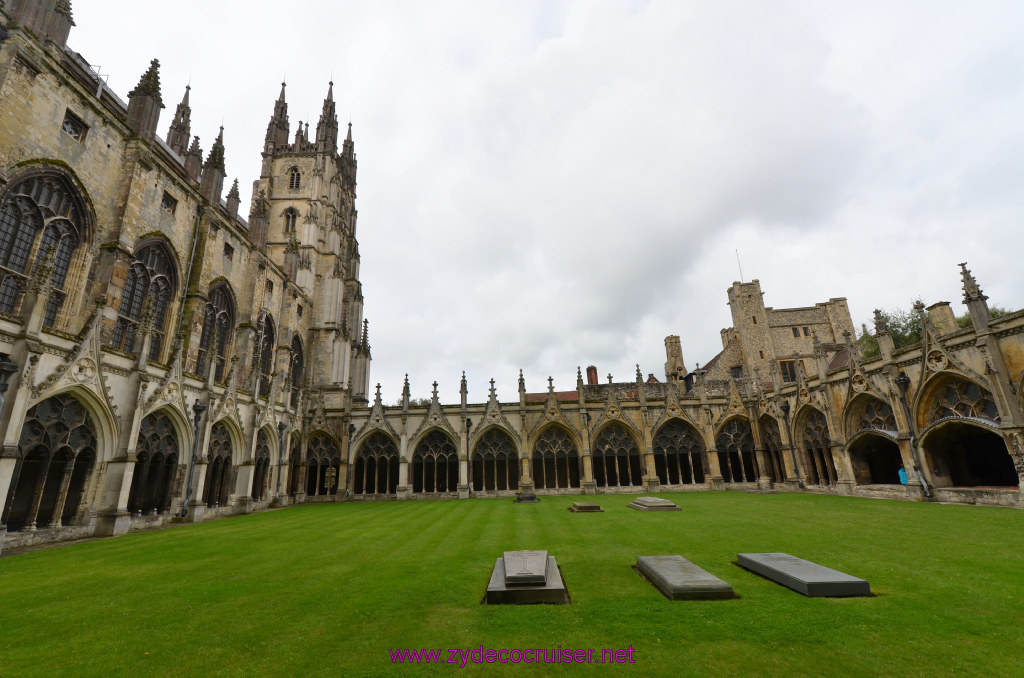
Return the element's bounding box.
[250,82,371,404]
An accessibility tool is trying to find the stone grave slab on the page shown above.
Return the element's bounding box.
[628,496,681,511]
[737,552,871,597]
[514,492,539,503]
[636,556,737,600]
[503,550,548,586]
[486,551,568,604]
[568,501,604,513]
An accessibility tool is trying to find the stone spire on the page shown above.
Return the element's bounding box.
[959,262,992,331]
[361,319,370,351]
[184,135,203,182]
[166,85,192,155]
[200,127,226,204]
[315,81,339,154]
[264,82,290,153]
[960,262,987,303]
[342,121,354,159]
[126,59,164,141]
[226,179,240,220]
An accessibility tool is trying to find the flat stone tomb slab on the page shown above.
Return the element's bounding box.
[514,493,539,503]
[737,553,871,597]
[636,556,736,600]
[486,554,569,604]
[503,550,548,586]
[628,496,681,511]
[569,502,604,512]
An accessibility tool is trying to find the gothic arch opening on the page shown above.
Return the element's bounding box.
[197,283,236,381]
[287,438,301,496]
[2,393,98,531]
[252,429,272,501]
[592,423,643,488]
[758,416,786,482]
[847,432,903,485]
[798,408,837,487]
[203,421,234,508]
[411,430,458,494]
[354,431,399,495]
[716,418,757,483]
[306,433,341,496]
[127,410,180,515]
[652,419,706,485]
[531,426,580,490]
[471,428,519,492]
[922,421,1018,488]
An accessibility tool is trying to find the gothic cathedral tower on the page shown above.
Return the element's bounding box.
[249,82,371,406]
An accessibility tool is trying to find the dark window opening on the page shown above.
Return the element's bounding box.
[62,110,87,142]
[780,360,797,383]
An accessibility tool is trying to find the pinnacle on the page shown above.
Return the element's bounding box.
[130,58,163,104]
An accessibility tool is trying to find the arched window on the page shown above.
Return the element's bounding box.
[254,313,276,397]
[112,243,177,360]
[652,419,706,485]
[0,174,88,326]
[531,427,580,490]
[197,284,235,381]
[252,429,272,501]
[929,377,1000,425]
[283,208,298,234]
[127,410,179,515]
[354,432,400,495]
[290,336,304,408]
[288,168,301,190]
[471,428,519,492]
[412,431,458,493]
[3,394,97,531]
[758,416,786,482]
[802,410,837,486]
[716,419,757,483]
[203,421,233,508]
[592,423,643,488]
[288,438,301,496]
[306,434,341,496]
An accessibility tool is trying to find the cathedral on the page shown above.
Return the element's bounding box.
[1,1,1021,554]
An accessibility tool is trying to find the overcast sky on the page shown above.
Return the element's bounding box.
[71,1,1024,403]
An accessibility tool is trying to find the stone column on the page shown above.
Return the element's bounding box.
[47,462,75,528]
[22,462,50,531]
[397,458,409,500]
[235,461,255,514]
[705,447,725,489]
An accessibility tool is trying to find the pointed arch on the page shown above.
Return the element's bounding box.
[306,432,342,496]
[530,424,580,490]
[254,312,276,397]
[715,417,757,483]
[283,207,299,234]
[252,428,273,501]
[112,239,180,361]
[919,417,1017,488]
[757,415,786,482]
[795,406,837,487]
[591,421,643,488]
[0,167,94,327]
[916,372,1000,431]
[411,429,458,494]
[652,417,707,486]
[127,409,181,515]
[287,166,302,190]
[353,431,399,495]
[471,426,519,492]
[844,393,897,439]
[203,419,236,508]
[289,334,304,408]
[3,391,100,531]
[197,281,236,381]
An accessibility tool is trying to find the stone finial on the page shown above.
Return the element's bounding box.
[607,373,613,384]
[873,309,890,336]
[811,331,825,358]
[204,127,226,171]
[460,371,467,394]
[373,383,382,406]
[361,319,369,349]
[959,262,987,303]
[431,381,439,400]
[576,366,583,389]
[547,376,554,392]
[226,179,240,220]
[489,378,497,400]
[636,364,642,381]
[130,58,163,102]
[518,369,525,393]
[403,373,410,397]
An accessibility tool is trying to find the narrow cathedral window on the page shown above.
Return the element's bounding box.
[223,243,234,261]
[289,168,301,189]
[197,284,235,381]
[792,327,800,338]
[779,360,797,383]
[752,316,757,324]
[265,280,274,294]
[254,313,275,397]
[161,193,177,214]
[0,174,86,325]
[803,326,810,336]
[61,110,87,141]
[111,243,177,360]
[283,209,297,233]
[297,304,303,317]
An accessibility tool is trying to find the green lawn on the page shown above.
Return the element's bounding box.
[1,492,1021,677]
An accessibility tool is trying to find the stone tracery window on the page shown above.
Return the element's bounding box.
[354,431,399,495]
[197,283,235,381]
[531,427,580,490]
[0,174,87,326]
[929,377,1000,425]
[283,208,298,234]
[802,410,837,486]
[858,398,897,432]
[290,336,303,408]
[472,428,519,492]
[127,410,179,515]
[716,419,757,482]
[758,416,786,482]
[592,423,643,488]
[412,430,458,493]
[306,434,341,496]
[203,421,233,508]
[3,394,97,531]
[288,167,301,190]
[253,313,275,397]
[112,243,177,360]
[652,419,706,485]
[252,429,272,501]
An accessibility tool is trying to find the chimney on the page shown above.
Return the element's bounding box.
[586,365,598,386]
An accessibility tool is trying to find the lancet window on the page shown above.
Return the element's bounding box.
[112,243,177,360]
